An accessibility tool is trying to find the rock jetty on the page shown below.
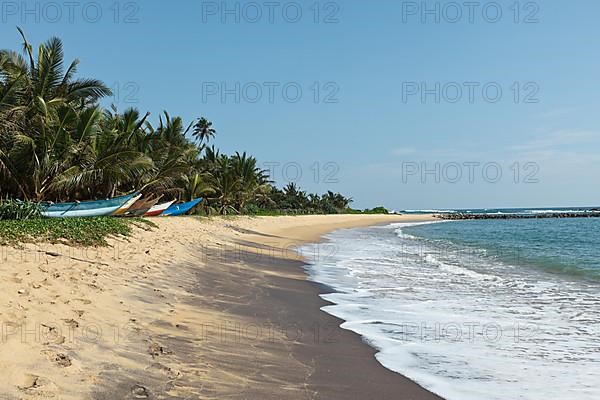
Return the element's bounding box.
[434,212,600,220]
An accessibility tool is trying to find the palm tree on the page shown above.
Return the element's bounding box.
[182,172,215,201]
[49,108,154,199]
[118,111,195,198]
[232,152,270,211]
[191,117,216,145]
[0,28,112,200]
[283,182,308,210]
[210,155,239,215]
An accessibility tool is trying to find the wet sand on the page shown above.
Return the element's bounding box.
[0,214,441,399]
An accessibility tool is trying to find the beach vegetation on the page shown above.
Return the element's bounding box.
[0,200,42,220]
[361,206,390,214]
[0,30,365,217]
[0,217,137,246]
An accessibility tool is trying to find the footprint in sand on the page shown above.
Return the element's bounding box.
[147,342,172,358]
[17,373,58,394]
[42,335,66,346]
[62,318,80,328]
[41,350,72,367]
[40,324,66,345]
[147,362,183,380]
[72,298,92,305]
[17,374,41,390]
[131,384,150,399]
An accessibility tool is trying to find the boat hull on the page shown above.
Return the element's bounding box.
[144,201,175,217]
[162,198,202,216]
[112,194,143,216]
[122,198,159,217]
[41,193,138,218]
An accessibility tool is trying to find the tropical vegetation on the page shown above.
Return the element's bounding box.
[0,30,379,220]
[0,217,152,246]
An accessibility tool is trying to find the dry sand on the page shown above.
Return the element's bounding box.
[0,214,438,399]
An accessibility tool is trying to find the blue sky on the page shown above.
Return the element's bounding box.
[2,1,600,209]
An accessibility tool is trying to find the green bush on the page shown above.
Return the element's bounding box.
[366,206,389,214]
[242,203,261,215]
[0,200,42,220]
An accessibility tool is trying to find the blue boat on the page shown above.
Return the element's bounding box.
[162,198,202,217]
[41,192,138,218]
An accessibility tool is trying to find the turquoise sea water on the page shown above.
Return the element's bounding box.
[401,206,600,215]
[402,218,600,281]
[303,218,600,400]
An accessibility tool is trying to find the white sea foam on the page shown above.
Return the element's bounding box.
[302,223,600,400]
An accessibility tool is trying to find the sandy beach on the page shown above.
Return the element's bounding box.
[0,214,439,399]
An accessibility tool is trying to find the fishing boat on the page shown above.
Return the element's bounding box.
[122,197,160,217]
[144,200,175,217]
[41,192,138,218]
[112,194,143,216]
[162,198,202,217]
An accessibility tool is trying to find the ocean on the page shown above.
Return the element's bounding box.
[400,207,600,215]
[302,218,600,400]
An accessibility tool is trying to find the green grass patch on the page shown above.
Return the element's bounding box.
[0,217,150,246]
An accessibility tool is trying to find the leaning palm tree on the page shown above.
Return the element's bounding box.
[49,108,154,199]
[0,28,112,200]
[17,28,110,105]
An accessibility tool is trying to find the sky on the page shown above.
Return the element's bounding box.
[2,0,600,210]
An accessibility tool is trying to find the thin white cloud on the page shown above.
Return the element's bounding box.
[510,130,600,153]
[390,147,416,156]
[508,130,600,163]
[533,108,575,120]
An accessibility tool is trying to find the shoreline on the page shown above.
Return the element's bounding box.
[0,214,440,399]
[238,214,444,399]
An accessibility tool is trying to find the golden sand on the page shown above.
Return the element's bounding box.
[0,214,434,399]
